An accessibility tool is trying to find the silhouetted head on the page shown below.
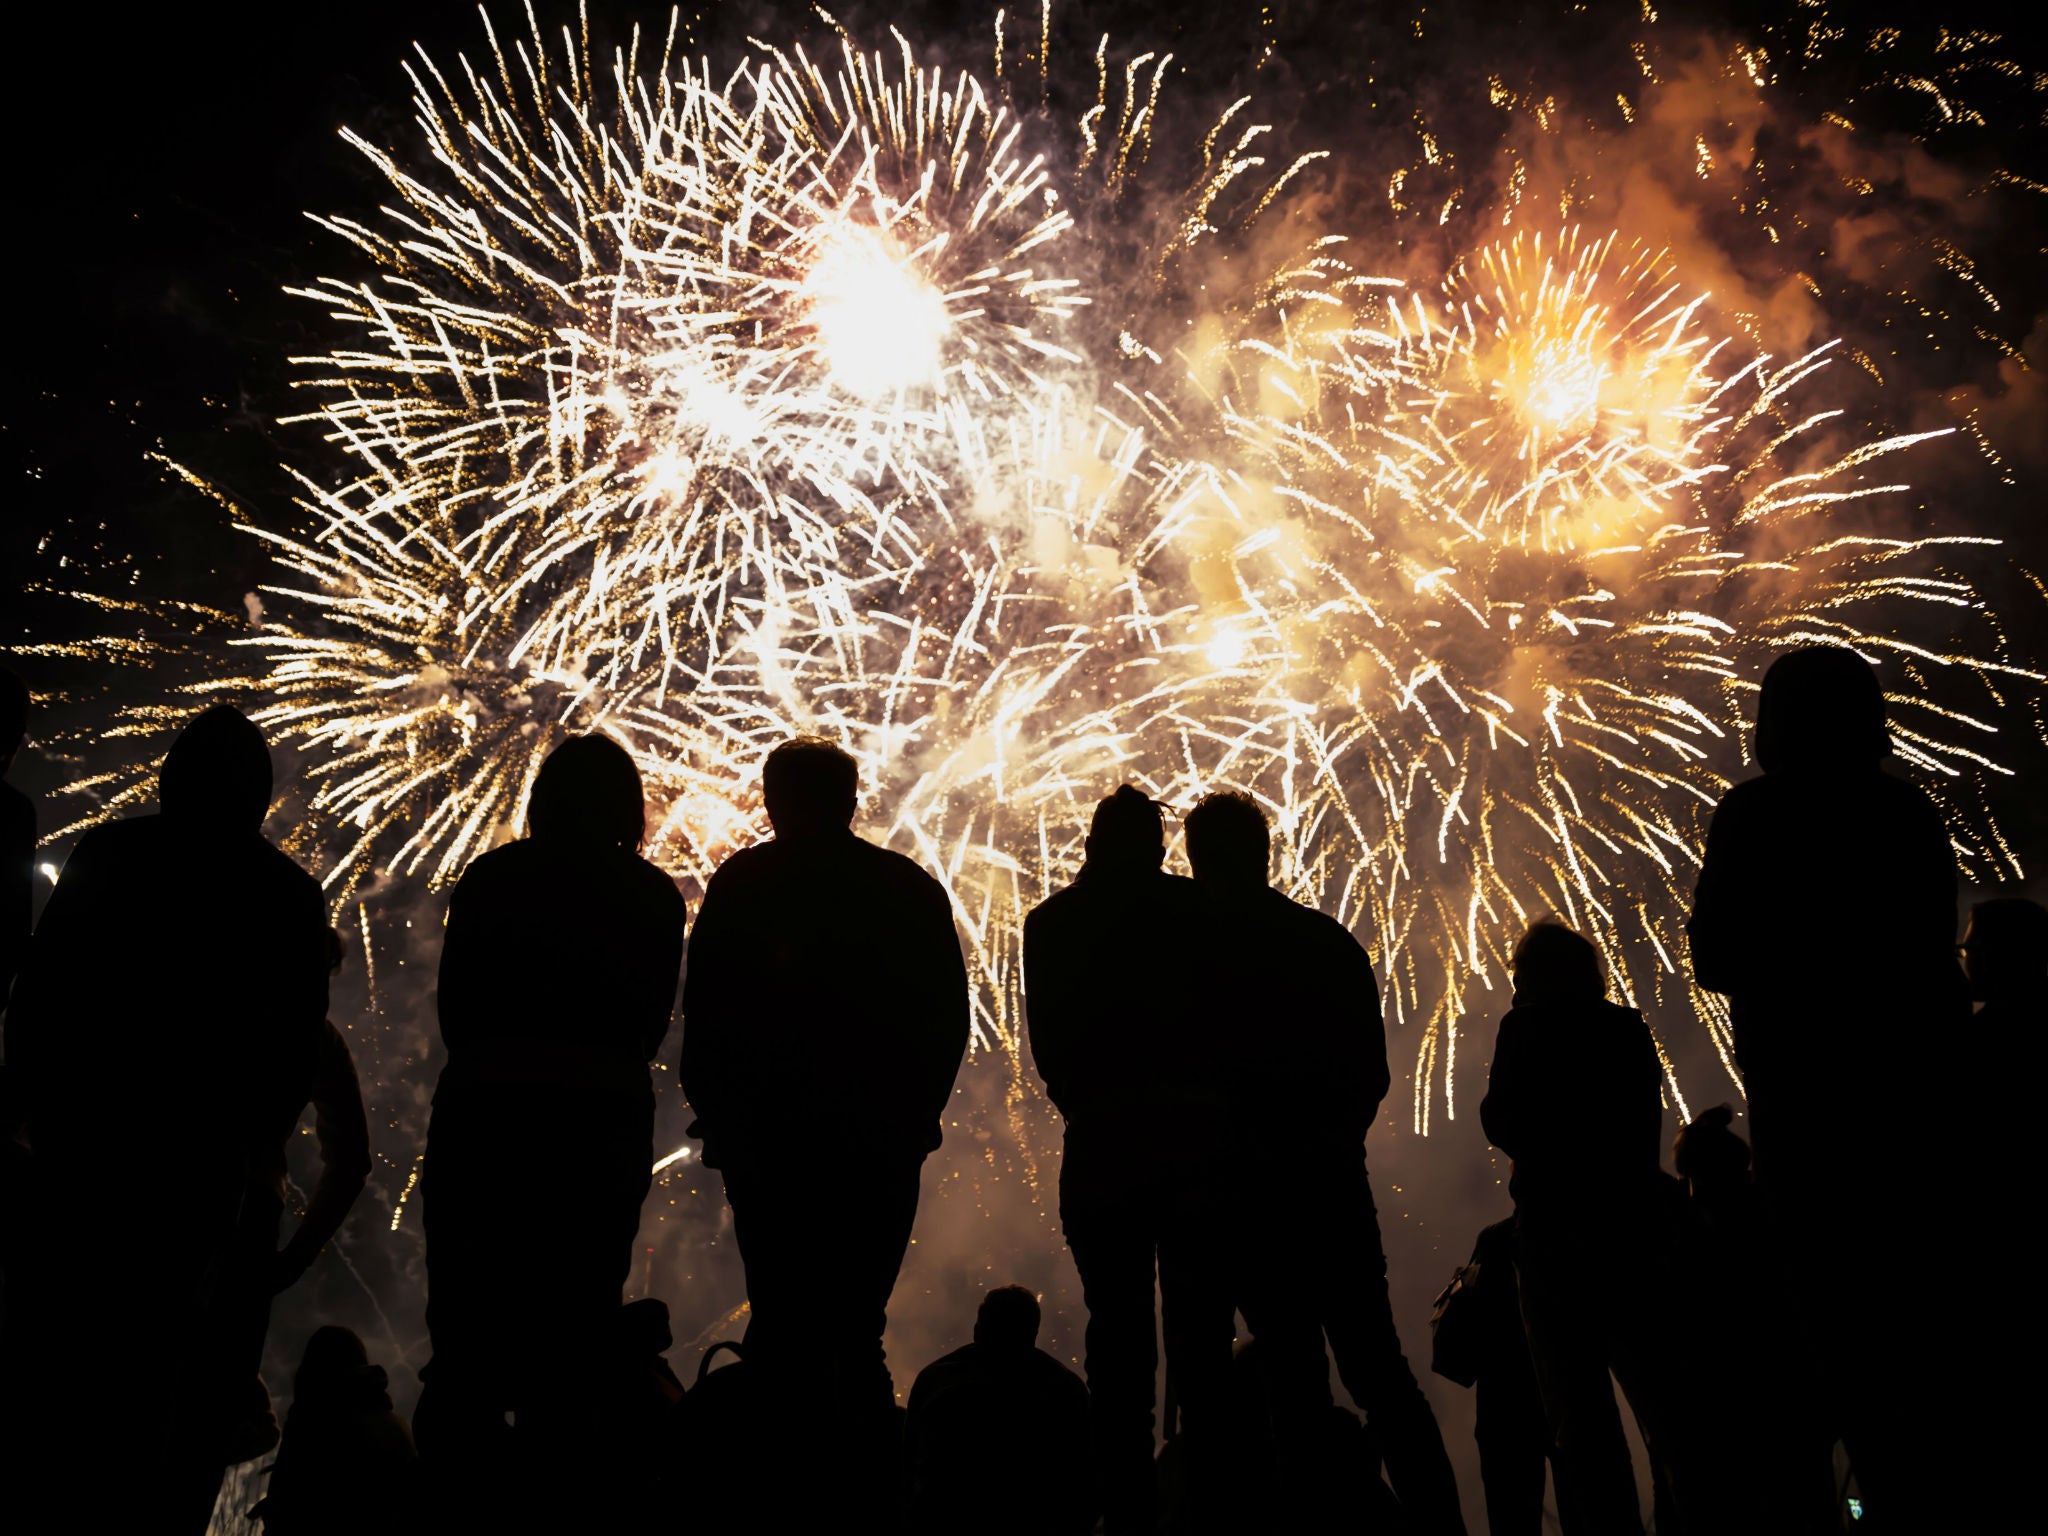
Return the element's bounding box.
[1754,646,1889,776]
[294,1325,371,1396]
[973,1283,1042,1351]
[1084,785,1165,875]
[1510,918,1606,1007]
[1185,791,1270,890]
[762,737,858,839]
[1673,1104,1751,1195]
[1962,897,2048,1004]
[528,734,645,850]
[158,705,273,833]
[0,667,27,774]
[326,926,346,976]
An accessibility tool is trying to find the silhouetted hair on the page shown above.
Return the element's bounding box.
[1085,785,1165,872]
[1674,1103,1750,1188]
[294,1325,371,1396]
[1185,791,1270,886]
[973,1283,1042,1349]
[528,734,645,850]
[1754,646,1889,775]
[761,736,859,836]
[1510,917,1606,1006]
[159,705,273,832]
[0,667,27,748]
[1964,897,2048,993]
[326,925,346,975]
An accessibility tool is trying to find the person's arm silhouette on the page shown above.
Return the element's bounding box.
[910,876,970,1146]
[1687,794,1757,997]
[1334,923,1391,1137]
[271,1021,372,1292]
[2,825,112,1131]
[1478,1010,1539,1163]
[678,860,743,1159]
[1021,905,1075,1115]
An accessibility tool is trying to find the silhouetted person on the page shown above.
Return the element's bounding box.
[2,705,329,1531]
[417,734,685,1525]
[0,668,32,1010]
[680,737,968,1515]
[1688,646,1971,1531]
[1480,918,1680,1536]
[1183,791,1466,1536]
[904,1285,1091,1536]
[253,1326,419,1536]
[1023,786,1234,1536]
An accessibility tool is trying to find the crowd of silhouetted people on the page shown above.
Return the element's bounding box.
[0,645,2040,1533]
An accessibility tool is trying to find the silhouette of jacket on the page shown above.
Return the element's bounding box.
[0,777,31,1007]
[7,813,329,1263]
[1479,998,1664,1215]
[1689,768,1963,1113]
[680,828,967,1165]
[1209,885,1387,1155]
[1024,863,1225,1181]
[905,1340,1091,1536]
[419,832,684,1517]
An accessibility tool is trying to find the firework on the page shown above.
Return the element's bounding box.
[1102,226,2031,1126]
[35,7,2039,1135]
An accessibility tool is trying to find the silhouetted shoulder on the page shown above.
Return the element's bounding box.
[851,835,952,901]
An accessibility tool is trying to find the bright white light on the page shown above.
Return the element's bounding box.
[1205,631,1248,670]
[804,228,949,396]
[38,861,59,885]
[651,1145,695,1174]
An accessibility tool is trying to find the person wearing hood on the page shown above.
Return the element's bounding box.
[1023,785,1234,1536]
[2,704,330,1531]
[1480,918,1682,1536]
[416,733,686,1525]
[1687,646,1969,1532]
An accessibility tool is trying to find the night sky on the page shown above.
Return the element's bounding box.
[4,2,2043,1527]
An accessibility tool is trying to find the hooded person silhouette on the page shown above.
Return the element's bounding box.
[416,734,686,1526]
[1689,646,1971,1532]
[2,704,330,1532]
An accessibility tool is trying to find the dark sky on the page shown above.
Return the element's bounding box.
[2,2,2042,1523]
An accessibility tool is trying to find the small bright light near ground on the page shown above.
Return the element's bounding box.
[805,228,948,395]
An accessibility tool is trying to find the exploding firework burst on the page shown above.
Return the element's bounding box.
[1105,224,2031,1125]
[32,5,2040,1136]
